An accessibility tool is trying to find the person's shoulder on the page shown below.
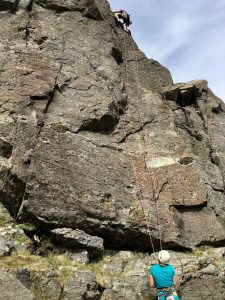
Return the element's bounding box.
[149,263,158,274]
[150,263,159,271]
[167,264,175,272]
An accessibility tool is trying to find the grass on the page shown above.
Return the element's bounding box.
[0,250,48,270]
[0,216,9,227]
[0,250,86,279]
[192,247,213,257]
[86,262,120,287]
[12,233,30,244]
[0,247,135,288]
[17,222,37,232]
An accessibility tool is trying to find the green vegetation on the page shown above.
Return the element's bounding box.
[12,233,29,244]
[17,222,37,232]
[0,216,8,227]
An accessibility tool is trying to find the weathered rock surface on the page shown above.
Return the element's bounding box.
[0,203,30,256]
[0,0,224,253]
[51,228,104,258]
[71,250,89,264]
[1,248,225,299]
[0,0,225,297]
[62,270,103,300]
[0,269,34,300]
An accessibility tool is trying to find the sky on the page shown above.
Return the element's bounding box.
[108,0,225,101]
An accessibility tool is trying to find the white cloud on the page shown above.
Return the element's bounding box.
[108,0,225,101]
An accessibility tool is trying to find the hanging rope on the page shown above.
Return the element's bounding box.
[122,33,156,253]
[122,30,186,284]
[128,35,163,251]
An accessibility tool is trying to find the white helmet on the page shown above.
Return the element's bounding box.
[158,250,170,264]
[122,11,128,19]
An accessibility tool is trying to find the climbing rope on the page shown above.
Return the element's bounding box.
[127,34,163,250]
[122,29,186,286]
[122,34,156,253]
[121,30,177,251]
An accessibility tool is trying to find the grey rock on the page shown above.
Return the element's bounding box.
[0,238,15,256]
[0,269,34,300]
[0,0,224,271]
[0,225,30,255]
[212,247,225,259]
[51,228,104,258]
[71,250,89,264]
[0,204,30,256]
[31,270,62,299]
[0,203,13,224]
[201,264,219,276]
[180,276,225,300]
[35,0,103,20]
[62,270,103,300]
[14,268,31,289]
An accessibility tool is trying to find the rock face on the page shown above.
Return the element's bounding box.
[51,227,104,258]
[0,0,225,282]
[0,269,34,300]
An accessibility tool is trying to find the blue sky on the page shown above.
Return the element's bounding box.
[108,0,225,101]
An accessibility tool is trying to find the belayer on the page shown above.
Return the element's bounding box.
[114,10,132,34]
[149,250,179,300]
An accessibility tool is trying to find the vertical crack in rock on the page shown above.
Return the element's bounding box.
[17,80,60,219]
[27,0,34,12]
[0,168,27,220]
[155,179,169,201]
[24,22,30,47]
[15,0,20,11]
[58,285,64,300]
[18,50,63,216]
[26,80,60,138]
[24,0,40,46]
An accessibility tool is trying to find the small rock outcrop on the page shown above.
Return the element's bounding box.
[0,203,30,256]
[51,228,104,258]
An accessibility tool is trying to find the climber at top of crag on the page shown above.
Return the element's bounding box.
[114,9,132,34]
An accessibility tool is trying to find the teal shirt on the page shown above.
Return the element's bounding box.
[149,263,175,289]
